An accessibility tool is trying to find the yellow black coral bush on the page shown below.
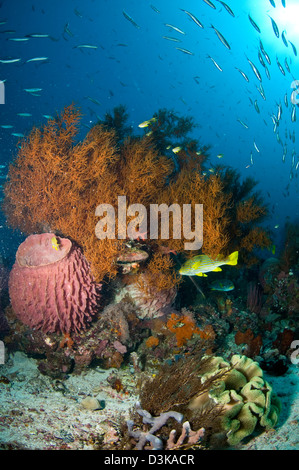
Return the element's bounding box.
[3,105,271,284]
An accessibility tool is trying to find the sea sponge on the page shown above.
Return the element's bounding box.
[145,336,160,348]
[166,312,200,347]
[9,233,100,334]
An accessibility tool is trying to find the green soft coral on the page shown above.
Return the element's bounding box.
[193,354,281,446]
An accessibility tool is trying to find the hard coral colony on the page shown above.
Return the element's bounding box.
[1,104,287,450]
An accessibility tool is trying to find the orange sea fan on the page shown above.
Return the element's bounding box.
[240,227,272,252]
[3,106,124,281]
[117,136,173,206]
[137,251,181,293]
[156,170,231,259]
[236,197,266,224]
[3,103,272,284]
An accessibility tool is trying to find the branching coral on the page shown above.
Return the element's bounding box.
[98,104,132,145]
[126,402,205,450]
[127,401,184,450]
[139,355,227,417]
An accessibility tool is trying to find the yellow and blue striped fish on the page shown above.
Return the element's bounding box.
[179,251,238,277]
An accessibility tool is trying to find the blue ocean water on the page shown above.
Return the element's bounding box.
[0,0,298,259]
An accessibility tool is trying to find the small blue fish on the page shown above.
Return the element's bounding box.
[248,15,261,33]
[268,15,279,38]
[211,25,231,50]
[207,55,223,71]
[209,279,235,291]
[217,1,235,17]
[289,41,297,57]
[259,40,271,64]
[123,10,141,29]
[281,30,288,47]
[202,0,216,9]
[246,56,262,82]
[235,67,249,82]
[180,9,204,28]
[276,56,285,76]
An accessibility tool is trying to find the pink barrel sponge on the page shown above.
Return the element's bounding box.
[9,233,100,334]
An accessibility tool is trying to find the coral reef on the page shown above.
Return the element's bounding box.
[0,103,294,451]
[279,221,299,273]
[3,105,271,287]
[268,270,299,319]
[235,329,263,357]
[137,353,280,447]
[9,233,100,334]
[214,167,272,265]
[246,282,263,314]
[3,299,145,378]
[115,253,179,320]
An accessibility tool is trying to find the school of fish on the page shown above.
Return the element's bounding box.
[0,0,298,192]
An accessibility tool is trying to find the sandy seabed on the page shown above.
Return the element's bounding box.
[0,351,298,451]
